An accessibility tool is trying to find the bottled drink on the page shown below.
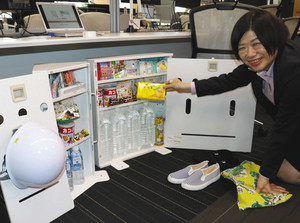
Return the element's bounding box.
[126,105,141,153]
[99,111,112,161]
[146,103,155,147]
[111,108,128,158]
[139,103,148,148]
[65,152,73,191]
[70,146,84,185]
[155,112,164,146]
[140,102,155,148]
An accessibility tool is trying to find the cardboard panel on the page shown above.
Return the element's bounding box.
[0,74,74,223]
[165,58,256,152]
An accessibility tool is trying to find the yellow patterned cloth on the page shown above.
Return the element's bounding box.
[221,160,293,210]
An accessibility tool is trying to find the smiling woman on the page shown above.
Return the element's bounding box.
[164,9,300,195]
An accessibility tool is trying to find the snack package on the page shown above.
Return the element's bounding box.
[136,82,165,101]
[124,60,138,77]
[116,81,133,99]
[138,58,158,75]
[97,62,114,80]
[74,129,90,142]
[111,60,126,79]
[157,57,168,73]
[103,85,117,107]
[50,75,60,98]
[63,70,76,86]
[54,99,80,123]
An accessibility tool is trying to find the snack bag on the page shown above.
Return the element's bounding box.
[54,99,80,123]
[137,82,165,101]
[124,60,138,77]
[112,60,126,79]
[157,57,168,73]
[98,62,114,80]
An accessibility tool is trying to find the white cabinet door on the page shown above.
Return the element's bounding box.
[165,58,256,153]
[0,74,74,223]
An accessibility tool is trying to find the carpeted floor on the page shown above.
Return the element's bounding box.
[0,104,290,223]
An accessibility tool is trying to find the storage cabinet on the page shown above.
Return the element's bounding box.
[89,53,173,170]
[32,62,109,199]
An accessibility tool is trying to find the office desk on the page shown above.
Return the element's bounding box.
[0,31,192,79]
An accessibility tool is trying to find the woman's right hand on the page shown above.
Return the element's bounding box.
[163,78,191,93]
[256,174,289,194]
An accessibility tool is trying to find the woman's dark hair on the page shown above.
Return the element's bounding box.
[231,9,289,60]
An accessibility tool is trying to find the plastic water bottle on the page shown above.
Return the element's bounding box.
[65,153,73,191]
[126,105,141,153]
[99,111,112,161]
[146,103,155,147]
[70,146,84,185]
[111,108,128,158]
[139,103,148,148]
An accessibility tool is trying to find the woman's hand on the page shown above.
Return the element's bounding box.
[256,174,289,194]
[163,78,191,93]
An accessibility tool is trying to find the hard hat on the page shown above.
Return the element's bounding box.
[5,121,66,189]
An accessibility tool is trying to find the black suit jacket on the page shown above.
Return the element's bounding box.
[194,40,300,179]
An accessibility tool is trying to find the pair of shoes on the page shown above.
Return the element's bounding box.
[181,163,220,191]
[168,161,220,191]
[167,160,209,184]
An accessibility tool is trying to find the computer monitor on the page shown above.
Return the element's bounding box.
[174,0,201,9]
[85,4,109,13]
[120,0,161,4]
[0,0,56,27]
[0,0,31,11]
[36,2,84,33]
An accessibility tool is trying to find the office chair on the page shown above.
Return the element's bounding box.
[23,14,46,34]
[282,16,300,40]
[120,13,130,31]
[189,1,259,59]
[80,12,110,31]
[180,14,190,30]
[258,4,281,17]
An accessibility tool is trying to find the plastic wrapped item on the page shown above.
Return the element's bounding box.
[74,129,90,142]
[136,82,165,101]
[156,57,168,73]
[116,81,133,100]
[124,60,138,77]
[138,58,157,75]
[97,62,114,80]
[54,99,80,123]
[112,60,126,79]
[103,86,117,107]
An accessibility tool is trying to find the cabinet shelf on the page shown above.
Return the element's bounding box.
[98,100,164,112]
[97,72,167,85]
[53,88,88,103]
[65,135,91,151]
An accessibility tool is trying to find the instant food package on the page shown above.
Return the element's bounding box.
[137,82,165,101]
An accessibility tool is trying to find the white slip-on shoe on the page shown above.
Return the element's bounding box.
[181,163,220,191]
[167,160,209,184]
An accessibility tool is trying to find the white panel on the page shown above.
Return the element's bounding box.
[165,58,256,152]
[0,74,74,223]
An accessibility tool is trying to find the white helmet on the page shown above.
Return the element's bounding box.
[5,121,66,189]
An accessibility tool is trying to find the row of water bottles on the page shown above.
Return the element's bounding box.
[99,102,155,161]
